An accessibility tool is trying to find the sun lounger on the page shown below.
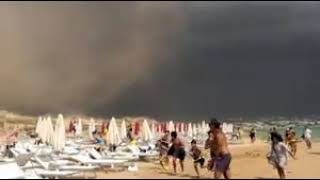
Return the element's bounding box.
[0,162,26,179]
[70,154,128,166]
[34,169,78,179]
[87,148,138,161]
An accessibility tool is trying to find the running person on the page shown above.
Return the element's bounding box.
[158,130,170,170]
[190,139,205,177]
[209,118,232,179]
[205,130,215,172]
[267,133,296,179]
[171,131,186,174]
[303,127,312,149]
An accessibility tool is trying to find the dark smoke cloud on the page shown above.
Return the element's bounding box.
[0,2,320,120]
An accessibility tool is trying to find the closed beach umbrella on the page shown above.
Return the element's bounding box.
[151,122,156,135]
[107,117,121,145]
[141,119,153,142]
[53,114,66,151]
[181,123,185,135]
[88,118,96,140]
[193,123,198,136]
[202,121,206,132]
[120,120,127,140]
[76,118,82,137]
[35,116,43,136]
[187,123,193,138]
[168,121,175,132]
[44,116,54,145]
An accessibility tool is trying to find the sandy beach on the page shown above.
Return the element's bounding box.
[94,142,320,179]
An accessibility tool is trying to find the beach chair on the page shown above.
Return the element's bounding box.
[34,156,97,179]
[10,148,33,167]
[88,148,138,161]
[0,162,25,179]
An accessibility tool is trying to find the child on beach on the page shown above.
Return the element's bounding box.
[205,131,215,171]
[158,130,170,170]
[189,139,205,178]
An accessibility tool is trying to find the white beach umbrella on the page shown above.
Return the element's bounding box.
[76,118,83,137]
[187,123,193,137]
[53,114,65,152]
[202,121,206,132]
[88,118,96,140]
[44,116,54,145]
[206,123,210,132]
[222,123,228,134]
[197,123,202,134]
[181,123,185,135]
[35,116,43,135]
[168,121,175,132]
[151,122,156,135]
[141,119,153,142]
[36,116,46,142]
[120,119,127,140]
[193,123,198,136]
[107,117,121,145]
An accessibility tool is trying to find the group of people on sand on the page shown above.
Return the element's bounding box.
[158,118,232,179]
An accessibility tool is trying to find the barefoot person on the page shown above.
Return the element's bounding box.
[268,133,296,179]
[205,130,215,172]
[171,131,186,174]
[190,139,205,178]
[209,118,232,179]
[158,130,170,170]
[249,128,256,144]
[303,126,312,149]
[287,130,298,157]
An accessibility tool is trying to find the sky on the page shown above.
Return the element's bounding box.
[0,2,320,120]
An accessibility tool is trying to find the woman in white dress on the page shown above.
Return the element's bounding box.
[267,133,295,179]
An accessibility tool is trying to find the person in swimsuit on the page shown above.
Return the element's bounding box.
[171,131,186,174]
[190,139,205,178]
[209,118,232,179]
[158,130,170,170]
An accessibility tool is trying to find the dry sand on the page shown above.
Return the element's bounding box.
[95,142,320,179]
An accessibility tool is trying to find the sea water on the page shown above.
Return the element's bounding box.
[254,126,320,142]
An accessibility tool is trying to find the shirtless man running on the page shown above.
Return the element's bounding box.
[171,131,186,174]
[209,118,232,179]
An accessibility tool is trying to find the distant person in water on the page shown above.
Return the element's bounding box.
[267,133,295,179]
[209,118,232,179]
[170,131,186,174]
[249,128,256,144]
[190,139,205,178]
[303,127,312,149]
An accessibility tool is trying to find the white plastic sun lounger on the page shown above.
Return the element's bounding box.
[88,148,138,161]
[34,169,78,179]
[70,154,128,166]
[0,162,26,179]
